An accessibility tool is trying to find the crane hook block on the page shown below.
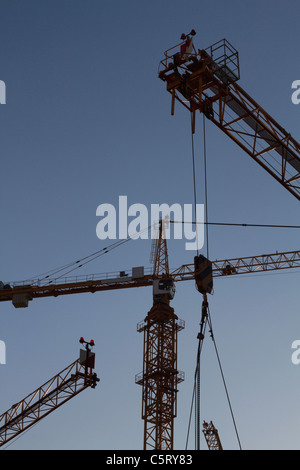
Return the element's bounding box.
[194,255,213,294]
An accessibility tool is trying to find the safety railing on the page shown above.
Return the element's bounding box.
[7,267,154,289]
[205,38,240,84]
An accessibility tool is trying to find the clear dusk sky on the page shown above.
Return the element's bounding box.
[0,0,299,450]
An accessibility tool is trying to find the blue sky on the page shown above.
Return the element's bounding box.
[0,0,299,450]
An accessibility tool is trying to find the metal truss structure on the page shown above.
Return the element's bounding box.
[202,420,223,450]
[0,356,99,447]
[158,37,300,200]
[136,303,184,449]
[0,250,298,306]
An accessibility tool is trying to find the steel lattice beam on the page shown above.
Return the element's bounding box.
[0,250,299,306]
[136,302,184,450]
[158,38,300,200]
[203,421,223,450]
[0,358,99,447]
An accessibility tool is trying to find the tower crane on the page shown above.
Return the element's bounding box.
[202,421,223,450]
[158,31,300,201]
[135,217,184,450]
[0,246,299,449]
[0,249,298,307]
[0,249,298,450]
[0,339,99,448]
[1,32,300,450]
[0,250,299,449]
[157,30,300,449]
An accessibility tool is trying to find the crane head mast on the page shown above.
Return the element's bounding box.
[158,32,240,121]
[150,217,175,304]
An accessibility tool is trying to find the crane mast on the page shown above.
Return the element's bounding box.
[0,342,99,448]
[136,218,184,450]
[150,218,170,278]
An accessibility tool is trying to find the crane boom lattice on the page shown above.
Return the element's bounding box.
[151,218,170,278]
[158,36,300,200]
[136,216,183,450]
[0,357,99,447]
[0,250,299,307]
[203,420,223,450]
[1,31,299,451]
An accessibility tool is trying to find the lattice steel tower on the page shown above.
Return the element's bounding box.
[136,218,184,450]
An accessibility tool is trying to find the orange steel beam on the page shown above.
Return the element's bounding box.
[0,357,99,447]
[0,275,154,302]
[158,38,300,200]
[0,250,299,305]
[172,249,300,280]
[136,306,184,450]
[151,218,170,278]
[136,218,183,450]
[202,420,223,450]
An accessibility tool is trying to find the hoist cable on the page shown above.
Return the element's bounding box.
[185,297,243,450]
[203,115,209,259]
[170,220,300,229]
[190,111,201,448]
[24,225,152,284]
[185,313,208,450]
[186,113,211,450]
[46,225,152,282]
[207,304,242,450]
[190,112,199,256]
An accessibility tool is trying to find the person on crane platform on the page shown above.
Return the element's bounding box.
[180,29,196,60]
